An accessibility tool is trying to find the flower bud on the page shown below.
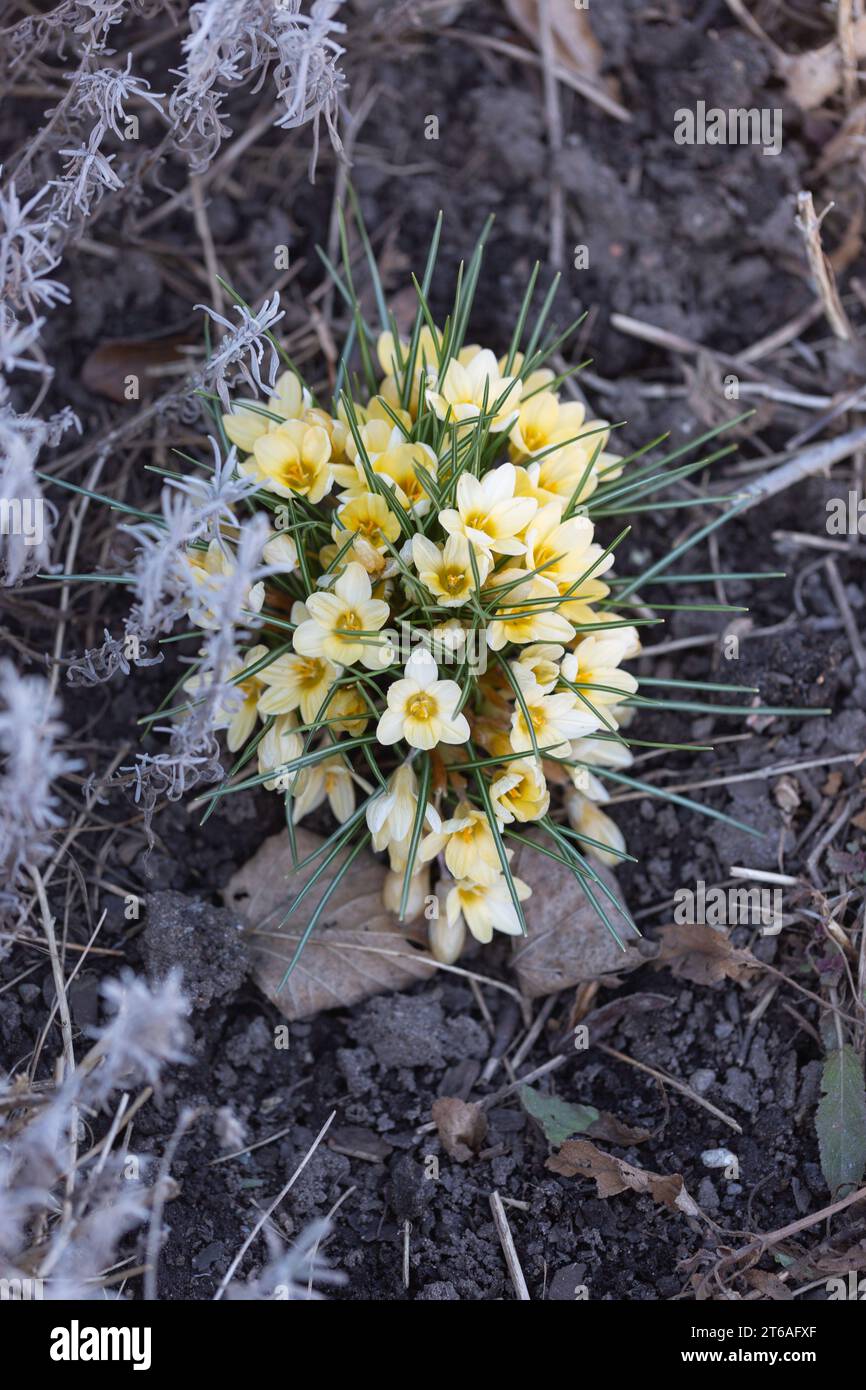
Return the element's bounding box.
[382,864,430,920]
[428,909,466,965]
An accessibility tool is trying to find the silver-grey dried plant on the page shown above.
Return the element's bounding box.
[0,968,191,1299]
[0,661,81,911]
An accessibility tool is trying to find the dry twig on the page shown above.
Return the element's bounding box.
[795,192,856,342]
[489,1189,531,1300]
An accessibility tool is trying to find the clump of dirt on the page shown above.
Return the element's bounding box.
[141,892,248,1010]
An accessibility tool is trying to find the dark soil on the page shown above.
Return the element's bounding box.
[3,0,865,1300]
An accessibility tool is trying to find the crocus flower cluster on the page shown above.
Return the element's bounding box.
[185,311,640,964]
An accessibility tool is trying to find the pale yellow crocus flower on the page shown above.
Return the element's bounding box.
[335,491,402,553]
[376,648,470,751]
[439,462,537,558]
[490,759,550,824]
[427,349,522,433]
[366,762,441,853]
[419,799,501,887]
[183,643,268,753]
[564,789,626,868]
[257,713,303,791]
[485,570,575,650]
[446,871,531,944]
[561,633,639,706]
[245,419,332,502]
[509,392,589,462]
[257,603,338,724]
[221,370,309,453]
[293,561,390,670]
[292,753,356,825]
[509,684,600,757]
[411,533,490,607]
[523,504,612,589]
[512,643,564,695]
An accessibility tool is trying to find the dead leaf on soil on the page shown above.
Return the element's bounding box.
[654,923,763,987]
[431,1097,488,1162]
[229,827,648,1020]
[587,1113,652,1146]
[777,20,866,111]
[225,828,435,1022]
[508,837,650,999]
[745,1269,794,1300]
[81,332,191,403]
[504,0,607,84]
[547,1138,701,1218]
[790,1238,866,1279]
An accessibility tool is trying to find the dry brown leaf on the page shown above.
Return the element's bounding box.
[547,1138,701,1217]
[654,922,762,987]
[778,20,866,110]
[225,828,434,1022]
[793,1238,866,1279]
[81,333,190,403]
[230,827,647,1021]
[587,1113,652,1146]
[504,0,605,82]
[431,1097,488,1162]
[773,774,801,819]
[745,1269,794,1300]
[821,770,844,798]
[508,837,649,999]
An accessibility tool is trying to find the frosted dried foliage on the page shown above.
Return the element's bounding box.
[179,510,273,740]
[170,516,272,760]
[1,51,161,315]
[86,968,190,1100]
[122,739,224,820]
[124,489,211,644]
[0,662,80,907]
[0,422,50,585]
[196,294,285,407]
[50,126,125,224]
[132,448,259,634]
[69,52,166,139]
[0,970,190,1298]
[213,1105,245,1151]
[169,0,346,171]
[171,436,262,533]
[120,510,272,831]
[228,1218,345,1300]
[0,180,70,319]
[5,3,131,66]
[68,0,131,52]
[40,1179,151,1300]
[65,629,150,686]
[0,312,47,379]
[67,450,257,686]
[271,1,346,168]
[0,403,79,585]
